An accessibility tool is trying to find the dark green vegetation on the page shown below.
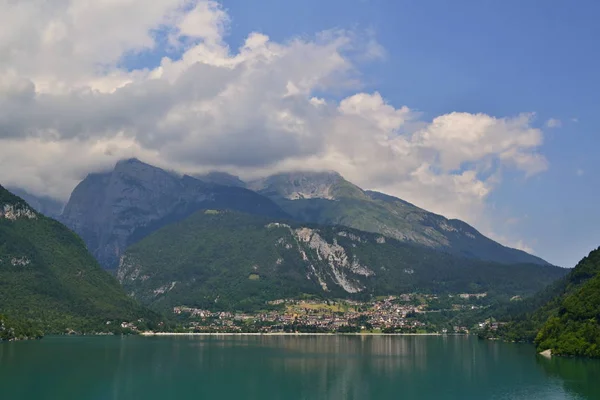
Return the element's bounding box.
[0,185,158,337]
[118,210,566,313]
[491,247,600,358]
[249,172,550,266]
[0,314,43,341]
[535,248,600,357]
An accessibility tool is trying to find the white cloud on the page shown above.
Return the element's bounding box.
[545,118,562,128]
[0,0,548,250]
[576,169,585,177]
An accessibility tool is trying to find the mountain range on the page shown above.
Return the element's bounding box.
[3,157,597,360]
[3,158,595,356]
[49,159,550,271]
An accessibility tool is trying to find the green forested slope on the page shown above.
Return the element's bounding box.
[0,185,156,338]
[534,248,600,357]
[118,210,566,312]
[494,247,600,357]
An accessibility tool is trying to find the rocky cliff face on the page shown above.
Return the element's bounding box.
[60,159,288,270]
[248,171,355,200]
[248,171,550,266]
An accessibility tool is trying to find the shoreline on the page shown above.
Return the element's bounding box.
[140,332,447,337]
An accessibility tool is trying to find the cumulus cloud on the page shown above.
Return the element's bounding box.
[0,0,547,251]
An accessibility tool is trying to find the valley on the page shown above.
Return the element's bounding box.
[2,159,596,359]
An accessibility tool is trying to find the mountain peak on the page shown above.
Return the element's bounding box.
[116,157,143,166]
[60,161,288,270]
[114,158,160,173]
[248,170,362,200]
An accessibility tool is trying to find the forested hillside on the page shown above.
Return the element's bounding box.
[535,248,600,357]
[491,247,600,357]
[118,210,566,312]
[0,185,158,338]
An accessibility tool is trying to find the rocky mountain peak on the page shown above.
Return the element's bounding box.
[60,159,288,270]
[248,170,356,200]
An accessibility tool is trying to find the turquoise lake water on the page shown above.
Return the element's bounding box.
[1,335,599,399]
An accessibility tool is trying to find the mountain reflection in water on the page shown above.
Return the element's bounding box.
[0,335,597,400]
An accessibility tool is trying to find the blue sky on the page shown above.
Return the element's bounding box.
[1,0,598,268]
[210,0,600,267]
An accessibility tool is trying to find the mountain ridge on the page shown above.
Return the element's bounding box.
[247,171,550,266]
[24,160,550,269]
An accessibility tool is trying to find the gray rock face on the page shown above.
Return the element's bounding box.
[248,171,348,200]
[60,159,288,270]
[247,171,551,266]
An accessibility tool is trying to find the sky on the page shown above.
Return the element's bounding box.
[0,0,598,267]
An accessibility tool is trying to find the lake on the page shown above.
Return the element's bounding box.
[1,335,599,399]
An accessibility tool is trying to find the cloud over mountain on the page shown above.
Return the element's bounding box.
[0,0,546,249]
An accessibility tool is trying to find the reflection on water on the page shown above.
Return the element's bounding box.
[536,354,600,400]
[0,335,598,400]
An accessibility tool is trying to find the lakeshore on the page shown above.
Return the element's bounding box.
[140,331,445,336]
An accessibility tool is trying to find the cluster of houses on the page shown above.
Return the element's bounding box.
[171,295,459,333]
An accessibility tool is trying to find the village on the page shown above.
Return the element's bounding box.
[170,293,489,334]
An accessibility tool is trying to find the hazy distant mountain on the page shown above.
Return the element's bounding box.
[0,185,152,337]
[7,187,64,219]
[60,159,288,270]
[248,171,550,266]
[118,210,566,312]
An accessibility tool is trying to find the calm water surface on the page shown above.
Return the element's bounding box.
[1,335,599,400]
